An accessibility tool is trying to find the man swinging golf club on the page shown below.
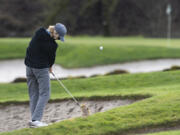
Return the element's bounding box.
[24,23,67,128]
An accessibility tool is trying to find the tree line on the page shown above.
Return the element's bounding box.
[0,0,179,37]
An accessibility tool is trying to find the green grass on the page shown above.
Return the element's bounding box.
[1,71,180,134]
[146,130,180,135]
[0,70,180,103]
[1,37,180,68]
[1,37,180,134]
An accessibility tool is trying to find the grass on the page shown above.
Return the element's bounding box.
[1,37,180,68]
[146,130,180,135]
[1,71,180,134]
[0,70,180,103]
[1,36,180,134]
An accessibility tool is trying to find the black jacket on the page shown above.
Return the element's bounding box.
[25,27,58,68]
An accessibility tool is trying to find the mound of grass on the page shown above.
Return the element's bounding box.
[1,71,180,135]
[0,70,180,103]
[1,37,180,68]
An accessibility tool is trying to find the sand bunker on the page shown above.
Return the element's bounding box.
[0,99,136,133]
[1,59,180,83]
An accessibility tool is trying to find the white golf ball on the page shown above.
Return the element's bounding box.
[99,46,103,50]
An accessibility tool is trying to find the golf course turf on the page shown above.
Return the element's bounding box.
[1,70,180,135]
[1,37,180,68]
[146,130,180,135]
[1,37,180,134]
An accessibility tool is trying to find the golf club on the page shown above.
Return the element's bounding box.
[51,72,90,117]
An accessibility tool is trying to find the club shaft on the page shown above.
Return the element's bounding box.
[51,72,81,106]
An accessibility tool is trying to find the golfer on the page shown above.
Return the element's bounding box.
[24,23,67,128]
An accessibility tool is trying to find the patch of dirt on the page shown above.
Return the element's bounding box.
[0,99,136,133]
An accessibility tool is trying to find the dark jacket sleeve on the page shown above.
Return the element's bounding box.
[49,43,58,67]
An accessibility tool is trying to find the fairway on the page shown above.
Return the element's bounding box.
[1,37,180,68]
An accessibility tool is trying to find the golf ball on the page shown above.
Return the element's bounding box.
[99,46,103,50]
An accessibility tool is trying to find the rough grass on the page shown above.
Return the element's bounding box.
[1,37,180,68]
[1,71,180,134]
[0,70,180,103]
[146,130,180,135]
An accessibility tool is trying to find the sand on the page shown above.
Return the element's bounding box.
[1,59,180,82]
[0,99,136,133]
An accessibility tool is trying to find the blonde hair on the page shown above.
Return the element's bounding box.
[47,25,55,37]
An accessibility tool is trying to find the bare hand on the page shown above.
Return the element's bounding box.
[49,67,52,73]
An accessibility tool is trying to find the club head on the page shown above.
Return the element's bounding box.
[81,104,90,117]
